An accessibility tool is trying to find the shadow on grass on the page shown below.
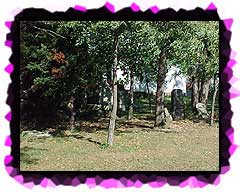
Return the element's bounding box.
[20,153,39,165]
[68,134,103,146]
[115,129,135,134]
[141,128,179,133]
[51,132,104,147]
[74,121,108,133]
[20,146,47,165]
[133,114,155,121]
[121,122,153,129]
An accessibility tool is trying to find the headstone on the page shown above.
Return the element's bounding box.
[164,107,173,123]
[171,89,184,120]
[196,103,209,118]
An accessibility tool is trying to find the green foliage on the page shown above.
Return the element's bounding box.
[20,21,219,124]
[33,77,51,86]
[167,21,219,77]
[26,62,44,72]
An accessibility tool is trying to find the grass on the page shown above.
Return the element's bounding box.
[20,115,219,171]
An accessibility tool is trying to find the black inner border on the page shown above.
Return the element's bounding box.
[6,6,231,186]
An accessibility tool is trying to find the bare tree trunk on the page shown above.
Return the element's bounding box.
[70,111,75,131]
[145,75,152,114]
[199,78,211,106]
[68,96,75,132]
[210,74,218,126]
[198,79,202,100]
[192,77,199,113]
[107,34,119,146]
[128,70,134,120]
[154,50,167,128]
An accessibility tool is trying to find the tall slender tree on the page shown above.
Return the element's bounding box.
[107,30,120,146]
[154,49,167,127]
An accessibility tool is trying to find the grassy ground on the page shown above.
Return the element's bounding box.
[20,115,219,171]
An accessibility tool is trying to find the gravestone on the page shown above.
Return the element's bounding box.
[171,89,184,120]
[164,107,173,123]
[196,103,209,119]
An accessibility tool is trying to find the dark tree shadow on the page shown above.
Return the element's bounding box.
[141,128,179,133]
[122,122,153,129]
[20,152,39,165]
[115,129,135,134]
[51,133,104,146]
[73,120,109,133]
[67,134,103,146]
[20,146,48,166]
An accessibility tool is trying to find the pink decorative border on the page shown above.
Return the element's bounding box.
[4,2,239,189]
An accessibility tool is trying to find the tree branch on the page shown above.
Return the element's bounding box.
[31,25,67,39]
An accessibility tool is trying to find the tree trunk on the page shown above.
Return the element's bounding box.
[210,74,218,126]
[191,77,199,113]
[146,75,152,114]
[70,111,75,131]
[154,50,167,128]
[198,79,202,100]
[68,96,75,132]
[128,70,134,120]
[107,34,119,146]
[199,78,211,106]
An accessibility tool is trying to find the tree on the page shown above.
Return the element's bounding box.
[128,70,134,120]
[154,49,167,127]
[168,21,219,114]
[107,28,120,146]
[20,21,98,129]
[210,73,219,126]
[20,21,69,126]
[152,21,185,127]
[119,21,159,119]
[103,22,127,146]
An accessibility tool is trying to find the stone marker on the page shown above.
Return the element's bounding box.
[164,107,173,123]
[196,103,209,118]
